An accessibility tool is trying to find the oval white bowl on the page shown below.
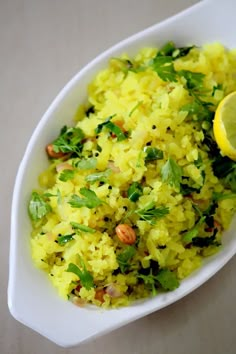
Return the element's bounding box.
[8,0,236,348]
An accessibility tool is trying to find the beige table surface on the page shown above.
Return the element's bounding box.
[1,0,236,353]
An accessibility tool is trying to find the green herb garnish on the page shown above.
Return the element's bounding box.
[70,221,95,233]
[156,269,180,291]
[74,157,97,170]
[138,268,179,295]
[182,216,206,243]
[52,126,85,156]
[161,158,182,190]
[116,246,136,273]
[95,115,127,141]
[66,257,94,290]
[85,169,111,184]
[58,233,75,245]
[59,169,76,182]
[136,202,169,225]
[156,41,194,59]
[129,101,142,117]
[43,189,62,204]
[144,147,164,161]
[212,191,236,201]
[29,192,51,221]
[127,182,143,202]
[152,56,178,82]
[68,188,104,209]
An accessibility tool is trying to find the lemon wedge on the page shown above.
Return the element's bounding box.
[213,91,236,161]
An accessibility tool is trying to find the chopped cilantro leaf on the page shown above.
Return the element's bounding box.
[212,192,236,201]
[68,188,103,209]
[52,126,85,156]
[138,268,179,295]
[66,257,94,290]
[161,158,182,190]
[106,121,128,141]
[157,41,176,57]
[29,192,51,221]
[138,270,158,296]
[95,115,127,141]
[194,154,203,168]
[179,70,205,92]
[212,83,223,96]
[70,221,95,233]
[95,115,115,134]
[44,189,62,204]
[116,246,136,273]
[85,169,111,184]
[156,269,179,291]
[180,100,213,122]
[58,233,75,245]
[127,182,143,202]
[129,101,143,117]
[152,56,178,82]
[172,45,195,59]
[156,41,194,59]
[182,216,206,243]
[74,157,97,170]
[136,202,169,225]
[59,169,76,182]
[144,147,164,161]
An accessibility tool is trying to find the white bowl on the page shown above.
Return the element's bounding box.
[8,0,236,348]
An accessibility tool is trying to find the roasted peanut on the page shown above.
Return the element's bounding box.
[115,224,136,245]
[46,143,67,159]
[95,289,105,303]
